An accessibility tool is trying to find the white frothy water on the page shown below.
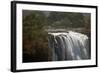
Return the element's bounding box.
[48,31,90,61]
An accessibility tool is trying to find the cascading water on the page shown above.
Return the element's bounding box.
[48,31,90,61]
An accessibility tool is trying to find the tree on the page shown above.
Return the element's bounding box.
[23,11,52,62]
[47,12,85,28]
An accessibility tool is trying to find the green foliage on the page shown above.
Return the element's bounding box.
[23,11,47,40]
[47,12,86,28]
[23,11,51,62]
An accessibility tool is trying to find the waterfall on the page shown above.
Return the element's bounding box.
[48,31,90,61]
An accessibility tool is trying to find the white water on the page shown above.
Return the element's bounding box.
[48,31,90,61]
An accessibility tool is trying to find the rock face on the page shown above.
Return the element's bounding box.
[48,31,90,61]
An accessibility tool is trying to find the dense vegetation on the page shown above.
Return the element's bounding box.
[22,10,91,62]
